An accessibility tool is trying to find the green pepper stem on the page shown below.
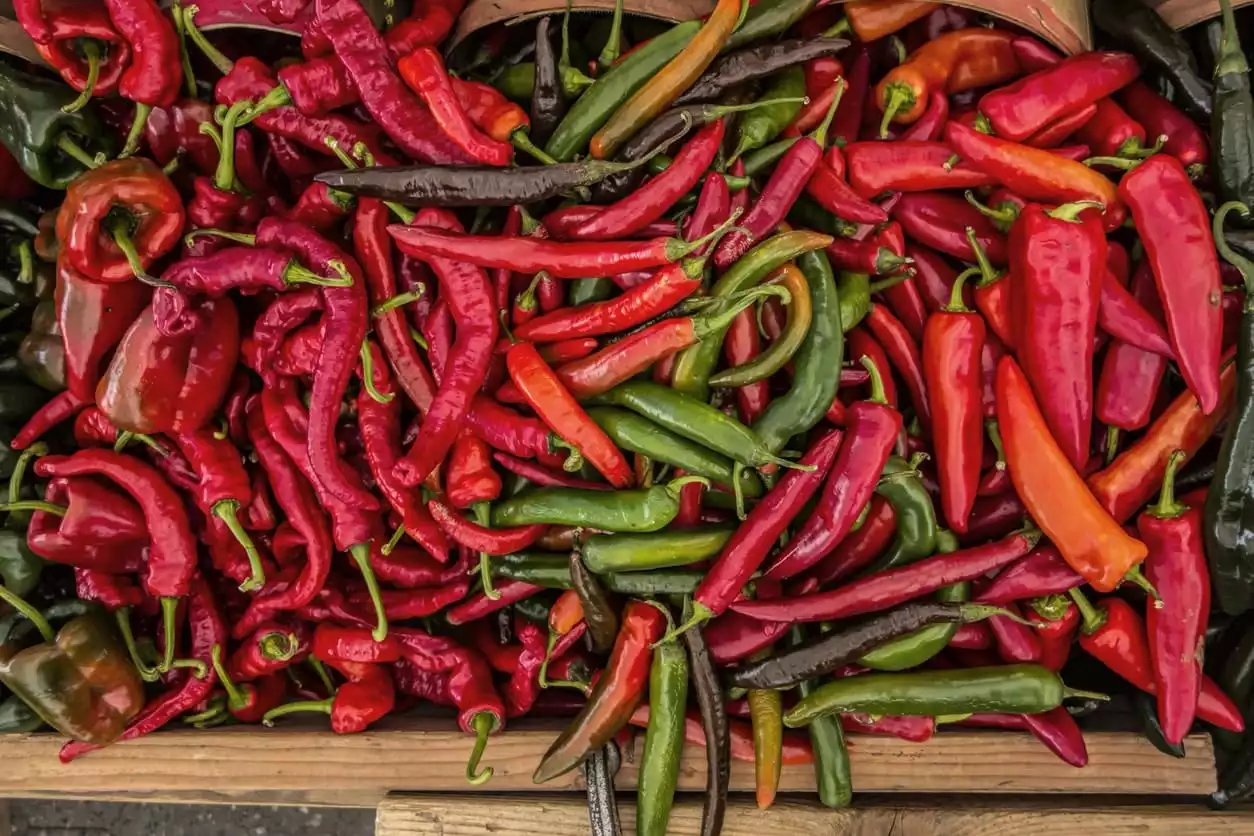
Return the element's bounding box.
[8,442,45,507]
[1031,594,1072,622]
[514,272,543,314]
[116,607,161,682]
[665,474,710,499]
[1083,155,1142,171]
[1147,449,1188,520]
[262,697,333,726]
[110,220,171,288]
[1105,425,1120,465]
[596,0,624,69]
[1062,686,1110,702]
[694,285,791,339]
[986,419,1006,471]
[359,341,395,404]
[867,271,912,294]
[473,502,500,602]
[0,500,66,517]
[1217,0,1249,78]
[349,543,388,642]
[859,355,888,405]
[259,630,299,661]
[878,84,913,139]
[558,0,573,72]
[652,600,712,648]
[284,260,353,288]
[121,104,152,158]
[1067,587,1106,636]
[1045,201,1106,224]
[181,5,235,75]
[765,453,818,473]
[212,100,252,193]
[670,206,744,260]
[55,134,102,170]
[1123,564,1161,603]
[240,85,291,125]
[373,289,425,318]
[554,438,584,472]
[465,711,496,786]
[185,229,256,247]
[732,461,747,521]
[172,3,198,98]
[713,98,809,121]
[0,586,54,643]
[963,190,1018,230]
[13,241,33,285]
[1214,202,1254,304]
[382,525,407,556]
[308,657,335,695]
[943,267,980,314]
[182,696,226,725]
[62,40,102,114]
[216,501,265,592]
[810,77,847,148]
[158,597,179,673]
[211,644,248,710]
[537,631,558,689]
[964,227,1000,286]
[962,604,1032,626]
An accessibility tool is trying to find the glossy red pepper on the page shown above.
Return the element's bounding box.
[846,141,994,198]
[892,192,1008,265]
[1119,82,1208,177]
[979,545,1083,604]
[808,496,897,587]
[865,304,931,436]
[1097,262,1170,433]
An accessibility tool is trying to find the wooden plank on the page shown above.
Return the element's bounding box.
[376,795,1254,836]
[0,721,1215,806]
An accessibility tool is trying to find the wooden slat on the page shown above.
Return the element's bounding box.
[0,720,1215,807]
[376,795,1253,836]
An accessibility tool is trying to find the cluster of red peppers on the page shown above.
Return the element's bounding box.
[4,0,1254,827]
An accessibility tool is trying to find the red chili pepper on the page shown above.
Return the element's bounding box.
[898,89,950,142]
[826,231,910,276]
[680,430,843,632]
[312,624,403,664]
[1089,362,1236,523]
[808,496,897,587]
[979,545,1083,604]
[465,396,570,467]
[1119,82,1207,176]
[428,498,547,556]
[704,579,814,665]
[944,121,1123,224]
[1098,263,1170,434]
[1026,596,1080,672]
[211,649,287,725]
[766,361,899,580]
[725,309,771,425]
[831,47,870,148]
[846,329,898,408]
[74,568,145,611]
[104,0,181,151]
[1010,201,1106,469]
[397,48,512,166]
[879,273,929,347]
[1138,451,1209,744]
[787,55,844,136]
[22,1,130,107]
[805,145,890,224]
[506,342,631,489]
[892,192,1008,265]
[715,84,846,270]
[987,600,1043,664]
[979,51,1139,142]
[1099,269,1174,357]
[740,530,1038,623]
[60,577,220,763]
[923,268,983,533]
[447,432,501,510]
[1071,592,1242,733]
[846,141,995,198]
[11,390,90,451]
[865,304,931,436]
[1119,155,1224,415]
[1024,103,1098,149]
[446,579,544,626]
[907,244,959,314]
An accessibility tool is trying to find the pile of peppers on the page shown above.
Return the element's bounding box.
[6,0,1254,826]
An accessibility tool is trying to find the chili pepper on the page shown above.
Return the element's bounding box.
[568,548,616,654]
[1117,155,1223,415]
[1092,0,1211,120]
[944,122,1122,223]
[1070,591,1242,732]
[580,527,734,576]
[892,192,1008,265]
[1099,269,1174,357]
[875,28,1019,133]
[637,613,686,835]
[979,545,1083,604]
[396,49,513,167]
[1026,595,1079,673]
[1212,0,1254,215]
[677,614,729,836]
[865,304,931,436]
[826,235,909,277]
[805,147,889,226]
[35,450,195,674]
[846,141,994,198]
[1120,82,1207,176]
[0,60,109,189]
[1022,102,1098,149]
[466,396,572,467]
[980,52,1139,142]
[996,356,1147,592]
[677,37,848,109]
[533,600,664,783]
[1139,450,1208,744]
[264,655,395,734]
[427,498,546,556]
[1010,201,1106,469]
[489,473,705,533]
[101,0,181,154]
[590,0,743,160]
[492,452,604,492]
[9,390,84,452]
[808,496,896,587]
[22,0,130,110]
[1090,361,1236,524]
[55,158,183,285]
[528,17,564,148]
[982,599,1042,664]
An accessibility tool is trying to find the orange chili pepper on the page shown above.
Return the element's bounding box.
[1088,360,1236,524]
[844,0,938,42]
[996,355,1147,592]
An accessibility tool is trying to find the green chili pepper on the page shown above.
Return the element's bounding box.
[791,627,851,808]
[493,553,709,596]
[595,381,803,471]
[545,20,701,161]
[568,277,616,306]
[728,67,805,163]
[710,264,811,388]
[863,455,939,574]
[724,0,818,51]
[637,615,688,836]
[0,529,43,597]
[587,407,764,498]
[513,594,555,625]
[491,474,707,532]
[786,192,858,238]
[0,62,111,189]
[751,249,845,455]
[784,664,1105,727]
[1211,0,1254,210]
[1135,688,1186,758]
[581,526,735,574]
[670,230,833,402]
[494,63,596,102]
[742,136,800,177]
[860,539,965,671]
[837,271,872,333]
[747,649,783,808]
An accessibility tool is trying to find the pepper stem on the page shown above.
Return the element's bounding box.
[732,461,746,521]
[1105,425,1120,465]
[964,228,999,286]
[538,631,559,688]
[1146,448,1189,520]
[1123,564,1162,603]
[259,630,299,661]
[62,40,102,114]
[1062,686,1110,702]
[1046,201,1105,224]
[55,134,103,170]
[121,104,152,158]
[349,543,388,642]
[944,267,980,313]
[668,206,745,260]
[0,586,54,643]
[1217,0,1250,78]
[878,84,913,139]
[596,0,625,71]
[514,272,543,314]
[665,475,710,499]
[211,644,248,710]
[510,130,558,165]
[963,190,1019,231]
[216,501,265,592]
[986,419,1006,471]
[262,697,333,726]
[183,696,226,725]
[373,288,425,318]
[283,260,354,288]
[1083,155,1142,171]
[109,219,167,288]
[465,711,496,786]
[158,597,179,673]
[181,5,235,75]
[810,77,847,148]
[652,600,713,648]
[554,438,584,472]
[473,502,500,602]
[0,500,66,517]
[1066,587,1106,636]
[14,241,33,285]
[172,3,198,98]
[1214,202,1254,304]
[382,525,407,556]
[867,271,912,294]
[693,285,791,339]
[211,100,251,193]
[8,442,45,507]
[859,355,888,405]
[1031,594,1072,622]
[308,657,335,695]
[359,341,395,404]
[961,604,1033,626]
[115,607,161,682]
